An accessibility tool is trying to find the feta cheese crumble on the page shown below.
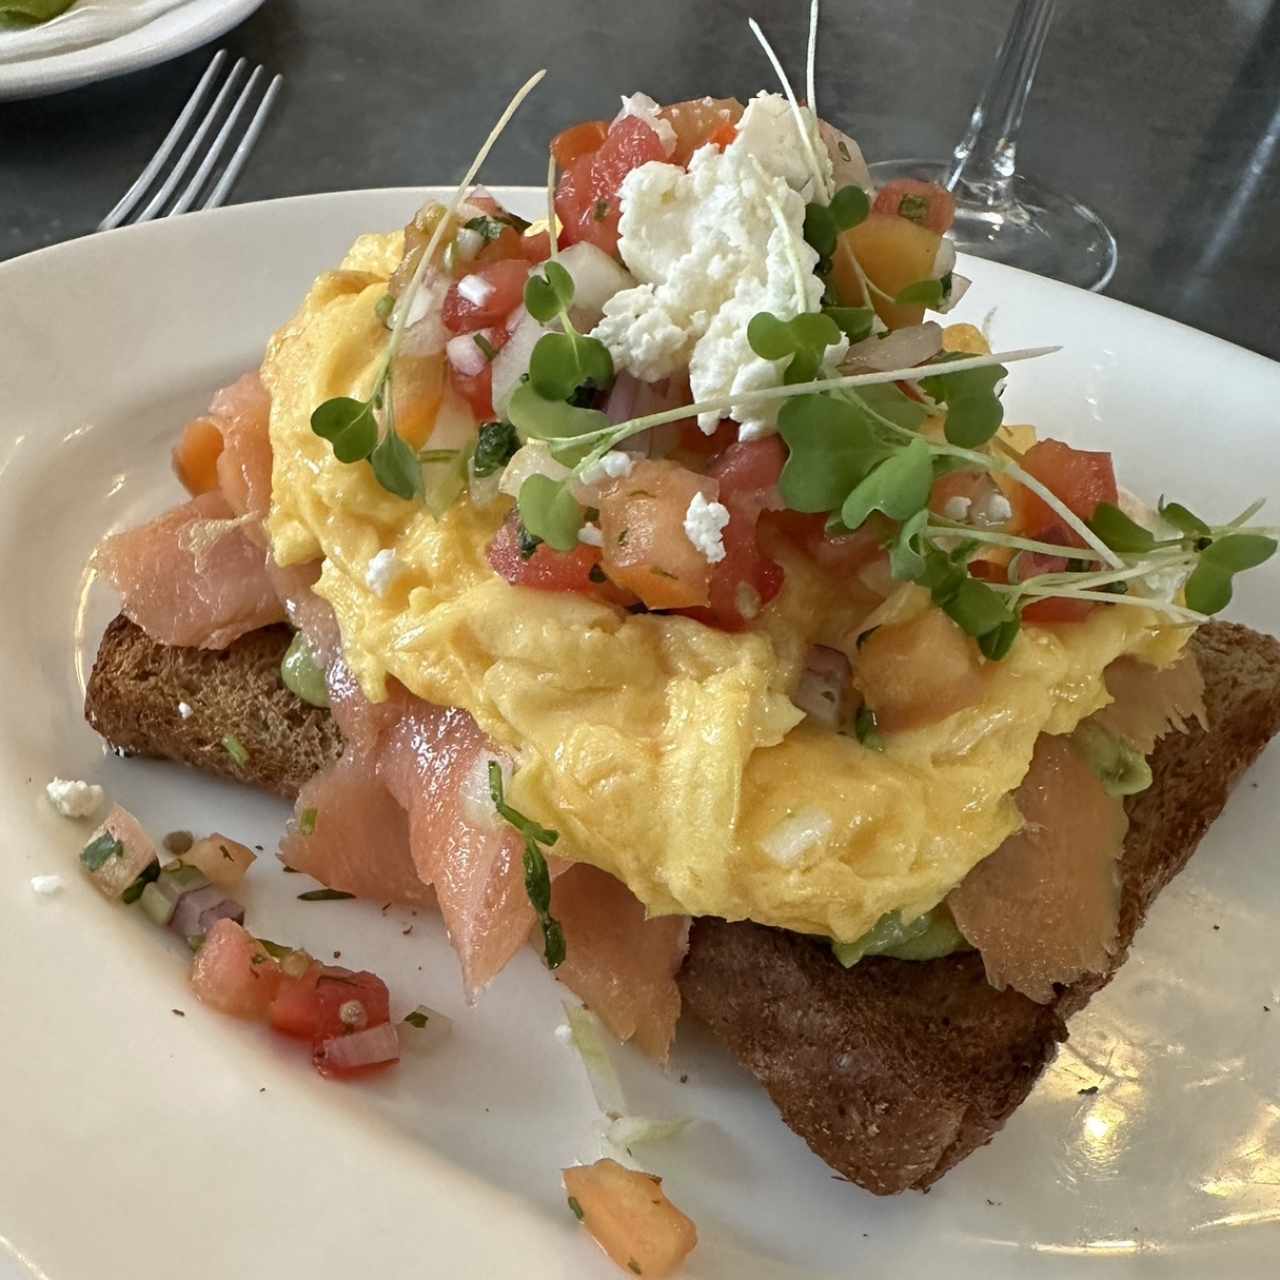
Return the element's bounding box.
[177,701,194,720]
[45,777,103,820]
[613,92,677,157]
[972,491,1013,527]
[578,450,635,486]
[942,496,972,523]
[683,491,731,563]
[554,1022,574,1045]
[577,523,605,547]
[30,874,64,896]
[591,92,843,439]
[365,549,407,598]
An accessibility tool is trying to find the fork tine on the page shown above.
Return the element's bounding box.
[203,74,283,211]
[97,50,227,232]
[170,65,265,216]
[133,57,248,224]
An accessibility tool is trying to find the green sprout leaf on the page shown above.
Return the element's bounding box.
[507,382,609,449]
[889,508,928,581]
[829,184,870,231]
[747,310,842,386]
[823,305,875,344]
[893,279,945,308]
[856,382,930,431]
[311,396,378,464]
[746,312,797,360]
[473,420,521,477]
[524,259,575,323]
[802,203,838,260]
[978,613,1022,660]
[841,436,933,530]
[1159,499,1211,537]
[918,359,1008,448]
[1184,533,1277,614]
[370,428,422,500]
[528,331,614,401]
[488,761,564,970]
[778,394,887,514]
[1088,502,1156,554]
[517,474,584,552]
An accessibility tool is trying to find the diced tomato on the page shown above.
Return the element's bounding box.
[517,230,552,263]
[269,963,390,1042]
[767,509,893,578]
[190,919,281,1020]
[487,514,634,606]
[658,96,744,165]
[472,226,524,267]
[676,438,785,629]
[555,115,667,258]
[1011,524,1096,624]
[872,179,957,234]
[598,459,717,608]
[675,419,736,460]
[708,436,785,504]
[443,259,531,334]
[447,323,510,421]
[552,119,610,168]
[1010,439,1118,538]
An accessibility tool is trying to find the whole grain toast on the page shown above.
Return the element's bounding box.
[85,614,341,798]
[83,614,1280,1193]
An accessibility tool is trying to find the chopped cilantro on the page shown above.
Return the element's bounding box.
[81,832,123,872]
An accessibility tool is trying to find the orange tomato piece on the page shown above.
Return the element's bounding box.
[855,606,989,732]
[598,460,717,609]
[873,178,957,234]
[658,96,744,165]
[1010,439,1118,537]
[845,213,943,330]
[172,416,225,496]
[564,1159,698,1279]
[551,119,609,168]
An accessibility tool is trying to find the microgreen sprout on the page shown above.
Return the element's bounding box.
[308,68,547,502]
[489,761,565,968]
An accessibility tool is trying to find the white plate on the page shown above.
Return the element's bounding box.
[0,0,264,100]
[2,188,1279,1280]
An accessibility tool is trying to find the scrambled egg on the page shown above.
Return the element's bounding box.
[264,232,1185,943]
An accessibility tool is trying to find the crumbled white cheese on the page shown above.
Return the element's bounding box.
[554,1023,574,1045]
[591,92,844,438]
[365,548,407,598]
[942,495,972,523]
[577,523,605,547]
[456,274,494,307]
[614,92,677,157]
[578,450,635,486]
[683,491,731,563]
[177,701,194,720]
[45,778,104,820]
[30,874,64,896]
[973,492,1013,527]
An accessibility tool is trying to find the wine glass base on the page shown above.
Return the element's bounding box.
[868,159,1118,293]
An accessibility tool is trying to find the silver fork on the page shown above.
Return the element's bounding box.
[98,50,283,231]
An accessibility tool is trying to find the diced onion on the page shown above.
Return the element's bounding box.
[400,1004,454,1052]
[759,806,834,867]
[936,272,971,315]
[313,1023,401,1073]
[499,441,572,499]
[563,1003,627,1119]
[491,307,546,416]
[446,331,490,378]
[605,1115,692,1149]
[932,237,957,281]
[534,242,634,330]
[841,323,943,375]
[171,884,244,940]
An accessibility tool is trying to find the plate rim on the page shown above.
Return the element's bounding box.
[0,0,267,101]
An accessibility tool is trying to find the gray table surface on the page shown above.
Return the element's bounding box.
[3,0,1280,362]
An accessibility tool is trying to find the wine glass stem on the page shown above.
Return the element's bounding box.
[946,0,1058,207]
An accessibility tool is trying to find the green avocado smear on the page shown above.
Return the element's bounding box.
[280,632,330,708]
[832,905,970,968]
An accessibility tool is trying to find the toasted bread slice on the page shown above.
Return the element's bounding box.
[83,616,1280,1192]
[84,614,341,798]
[679,622,1280,1193]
